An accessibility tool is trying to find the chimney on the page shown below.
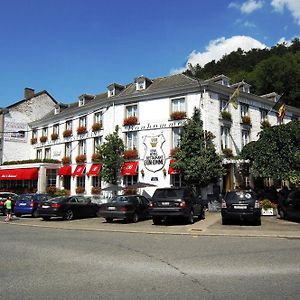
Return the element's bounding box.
[24,88,35,100]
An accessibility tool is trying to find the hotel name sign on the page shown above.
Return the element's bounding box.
[123,120,185,132]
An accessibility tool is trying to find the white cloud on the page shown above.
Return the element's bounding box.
[229,0,263,14]
[171,36,267,74]
[277,36,300,45]
[271,0,300,25]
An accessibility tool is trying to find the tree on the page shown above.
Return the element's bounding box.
[172,108,225,193]
[97,126,125,185]
[241,121,300,184]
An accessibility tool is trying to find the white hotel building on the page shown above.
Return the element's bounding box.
[0,74,299,198]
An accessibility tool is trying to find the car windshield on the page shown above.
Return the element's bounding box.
[153,189,183,198]
[110,196,131,203]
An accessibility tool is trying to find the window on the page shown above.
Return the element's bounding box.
[42,127,48,136]
[47,169,57,187]
[126,105,138,118]
[78,140,86,155]
[92,176,101,188]
[65,142,72,157]
[66,120,72,130]
[221,126,230,150]
[241,130,250,148]
[79,116,87,127]
[94,112,103,123]
[36,149,42,160]
[79,98,85,107]
[260,109,268,121]
[240,104,249,117]
[32,129,37,139]
[123,175,138,186]
[77,176,85,189]
[171,174,182,187]
[171,98,185,112]
[53,124,59,134]
[126,132,138,149]
[45,148,51,159]
[220,99,228,112]
[94,137,102,152]
[172,127,182,148]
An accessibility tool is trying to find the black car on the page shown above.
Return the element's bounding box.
[221,190,261,225]
[278,189,300,221]
[149,187,205,225]
[0,192,18,215]
[37,196,99,221]
[98,195,150,223]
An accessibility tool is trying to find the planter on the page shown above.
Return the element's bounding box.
[77,126,87,135]
[40,136,47,143]
[76,187,85,194]
[91,153,101,163]
[220,111,232,122]
[91,186,101,194]
[76,154,86,164]
[123,116,138,126]
[92,122,102,132]
[170,111,187,120]
[61,156,71,165]
[63,129,72,137]
[261,208,276,216]
[30,138,37,145]
[124,149,138,159]
[51,133,59,140]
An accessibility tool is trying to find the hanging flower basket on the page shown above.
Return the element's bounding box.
[77,126,87,135]
[124,149,138,159]
[261,120,271,129]
[40,136,47,143]
[30,137,37,145]
[170,111,186,120]
[61,156,71,165]
[241,115,251,125]
[91,153,101,162]
[92,122,102,132]
[51,133,59,140]
[76,154,86,163]
[63,129,72,137]
[123,116,138,126]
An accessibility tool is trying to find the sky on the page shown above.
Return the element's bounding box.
[0,0,299,106]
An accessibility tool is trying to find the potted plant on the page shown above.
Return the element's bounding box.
[61,156,71,165]
[77,126,87,135]
[92,122,102,132]
[91,186,101,195]
[123,116,138,126]
[76,186,85,194]
[63,129,72,137]
[76,154,86,163]
[170,111,187,120]
[124,149,138,159]
[40,136,47,143]
[30,137,37,145]
[241,115,251,125]
[260,199,277,216]
[221,111,232,122]
[222,148,233,157]
[51,133,59,140]
[91,153,101,162]
[261,120,271,129]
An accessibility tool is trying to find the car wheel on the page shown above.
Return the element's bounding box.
[32,210,39,218]
[132,212,139,223]
[14,214,22,218]
[42,217,51,221]
[279,209,286,220]
[153,217,162,225]
[64,209,74,221]
[187,210,194,224]
[105,217,113,223]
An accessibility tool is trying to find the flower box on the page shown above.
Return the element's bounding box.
[61,156,71,165]
[63,129,72,137]
[222,148,233,157]
[124,149,138,159]
[76,154,86,163]
[92,122,102,132]
[123,116,138,126]
[221,111,232,122]
[170,111,186,120]
[76,186,85,194]
[91,153,101,162]
[40,136,47,143]
[77,126,87,135]
[261,208,276,216]
[91,186,101,194]
[51,133,59,140]
[241,115,251,125]
[30,137,37,145]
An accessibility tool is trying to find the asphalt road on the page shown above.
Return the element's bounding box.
[1,224,300,300]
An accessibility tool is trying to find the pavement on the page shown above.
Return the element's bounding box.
[1,212,300,239]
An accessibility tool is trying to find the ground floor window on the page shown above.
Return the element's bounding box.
[170,174,182,187]
[47,169,57,187]
[63,176,71,190]
[123,175,138,186]
[92,176,101,188]
[0,180,37,193]
[76,176,86,194]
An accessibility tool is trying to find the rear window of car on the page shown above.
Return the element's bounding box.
[225,191,256,201]
[153,189,183,198]
[111,196,131,203]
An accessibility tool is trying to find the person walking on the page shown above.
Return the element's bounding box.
[4,197,12,222]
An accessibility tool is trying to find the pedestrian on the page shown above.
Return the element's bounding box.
[4,196,12,222]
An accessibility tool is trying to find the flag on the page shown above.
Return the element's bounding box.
[229,85,240,109]
[278,103,286,121]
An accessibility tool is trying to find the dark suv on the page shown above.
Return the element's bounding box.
[221,190,261,225]
[149,187,205,224]
[278,189,300,221]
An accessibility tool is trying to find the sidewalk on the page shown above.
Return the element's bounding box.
[2,212,300,238]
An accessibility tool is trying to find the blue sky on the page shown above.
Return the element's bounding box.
[0,0,299,106]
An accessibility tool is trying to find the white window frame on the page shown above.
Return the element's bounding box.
[53,124,59,134]
[78,140,86,155]
[94,137,102,152]
[66,120,72,130]
[126,132,138,149]
[126,105,138,118]
[36,149,42,160]
[171,98,185,112]
[260,109,268,121]
[242,130,250,148]
[45,147,51,159]
[240,104,249,117]
[172,127,182,148]
[221,126,230,150]
[94,112,103,123]
[65,142,72,157]
[79,116,87,128]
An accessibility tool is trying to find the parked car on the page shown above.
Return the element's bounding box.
[221,190,261,225]
[98,195,150,223]
[0,192,19,215]
[277,189,300,221]
[14,193,52,217]
[37,195,99,221]
[149,187,205,225]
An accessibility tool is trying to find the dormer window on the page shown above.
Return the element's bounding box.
[135,76,152,91]
[107,83,124,98]
[54,106,60,115]
[137,79,145,91]
[79,97,85,107]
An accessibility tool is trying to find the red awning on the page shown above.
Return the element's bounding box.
[0,168,39,180]
[88,164,102,176]
[121,161,138,176]
[72,165,86,177]
[168,159,179,174]
[58,165,72,176]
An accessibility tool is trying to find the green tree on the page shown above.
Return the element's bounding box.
[241,121,300,184]
[172,108,225,193]
[97,126,125,185]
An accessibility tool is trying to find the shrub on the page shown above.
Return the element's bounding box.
[46,185,57,195]
[91,186,101,194]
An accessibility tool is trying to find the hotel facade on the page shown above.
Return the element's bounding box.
[0,74,299,199]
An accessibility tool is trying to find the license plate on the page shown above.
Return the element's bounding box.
[162,202,170,206]
[234,205,247,209]
[108,207,116,210]
[42,205,50,208]
[20,203,26,206]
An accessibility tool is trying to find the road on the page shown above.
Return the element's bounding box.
[1,224,300,300]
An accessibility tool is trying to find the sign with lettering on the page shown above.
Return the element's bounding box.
[143,134,166,172]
